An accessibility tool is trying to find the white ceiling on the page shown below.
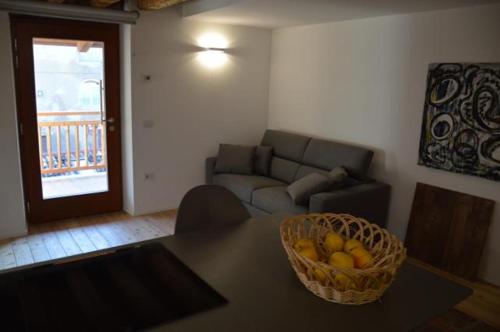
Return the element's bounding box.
[181,0,500,28]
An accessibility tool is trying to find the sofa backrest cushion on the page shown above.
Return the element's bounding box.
[270,157,300,183]
[302,138,373,178]
[294,165,329,181]
[261,130,311,162]
[254,146,273,176]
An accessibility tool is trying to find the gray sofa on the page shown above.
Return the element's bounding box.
[206,130,390,227]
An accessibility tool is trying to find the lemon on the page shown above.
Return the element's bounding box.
[344,239,364,253]
[328,251,354,268]
[351,248,374,269]
[298,247,319,262]
[334,274,352,289]
[324,232,344,253]
[293,238,315,251]
[313,268,327,282]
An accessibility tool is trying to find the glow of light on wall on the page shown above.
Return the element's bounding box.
[196,33,229,70]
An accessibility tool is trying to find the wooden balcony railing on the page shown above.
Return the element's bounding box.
[37,112,107,175]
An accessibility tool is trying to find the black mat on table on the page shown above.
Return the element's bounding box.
[0,243,227,332]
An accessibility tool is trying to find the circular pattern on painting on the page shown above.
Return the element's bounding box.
[481,136,500,164]
[454,129,479,160]
[429,76,461,106]
[472,86,500,132]
[425,143,448,165]
[430,113,454,140]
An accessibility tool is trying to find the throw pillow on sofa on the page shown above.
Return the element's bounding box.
[254,146,273,176]
[214,144,256,175]
[286,173,331,205]
[328,166,348,189]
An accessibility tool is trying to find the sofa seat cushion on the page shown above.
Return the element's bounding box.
[252,186,308,215]
[212,174,285,203]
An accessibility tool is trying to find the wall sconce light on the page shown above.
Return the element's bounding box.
[197,33,229,70]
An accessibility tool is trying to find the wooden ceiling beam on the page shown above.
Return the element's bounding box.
[136,0,190,10]
[42,0,193,11]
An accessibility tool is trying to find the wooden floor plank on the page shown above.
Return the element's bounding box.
[36,223,70,260]
[408,257,500,329]
[51,223,83,257]
[25,225,52,262]
[124,217,163,241]
[66,223,98,253]
[140,216,173,237]
[142,219,167,236]
[11,237,35,266]
[107,214,145,243]
[0,243,16,269]
[0,209,175,271]
[139,218,168,238]
[93,215,135,246]
[145,213,175,235]
[113,213,153,242]
[81,224,111,250]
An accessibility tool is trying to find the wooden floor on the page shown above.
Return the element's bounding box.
[0,213,498,329]
[408,257,500,329]
[0,210,176,272]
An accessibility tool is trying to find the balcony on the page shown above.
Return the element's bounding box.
[37,112,108,199]
[42,172,108,200]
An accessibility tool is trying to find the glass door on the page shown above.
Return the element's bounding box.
[11,16,122,223]
[33,38,110,199]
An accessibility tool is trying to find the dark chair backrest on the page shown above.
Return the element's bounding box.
[175,185,251,234]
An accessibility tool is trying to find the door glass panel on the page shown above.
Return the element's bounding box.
[32,38,109,199]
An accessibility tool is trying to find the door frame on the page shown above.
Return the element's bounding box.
[10,15,123,223]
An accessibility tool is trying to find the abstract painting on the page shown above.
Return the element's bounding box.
[418,63,500,181]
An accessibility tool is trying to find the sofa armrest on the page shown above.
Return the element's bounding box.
[206,156,217,184]
[309,182,391,227]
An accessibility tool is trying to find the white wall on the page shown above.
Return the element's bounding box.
[120,23,136,215]
[0,12,27,238]
[130,9,271,214]
[268,4,500,284]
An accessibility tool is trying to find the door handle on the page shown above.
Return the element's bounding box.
[106,118,116,132]
[99,79,105,122]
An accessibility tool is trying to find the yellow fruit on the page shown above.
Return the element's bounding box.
[334,274,352,289]
[324,232,344,252]
[313,268,327,282]
[351,248,374,269]
[298,247,319,262]
[344,239,364,253]
[293,238,315,251]
[328,252,354,268]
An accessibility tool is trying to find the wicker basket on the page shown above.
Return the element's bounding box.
[136,0,189,10]
[280,213,406,305]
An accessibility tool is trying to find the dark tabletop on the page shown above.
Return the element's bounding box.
[152,217,471,332]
